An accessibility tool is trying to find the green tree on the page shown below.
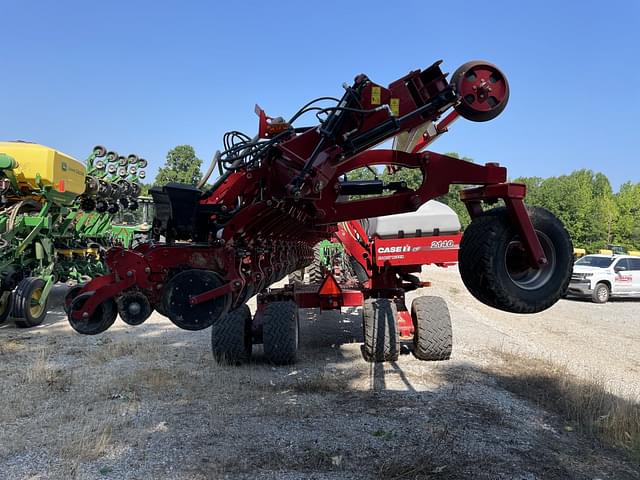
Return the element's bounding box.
[154,145,202,186]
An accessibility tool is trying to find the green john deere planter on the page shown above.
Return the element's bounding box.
[0,142,147,327]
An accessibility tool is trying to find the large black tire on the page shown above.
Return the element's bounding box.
[211,305,253,364]
[362,298,400,362]
[0,290,12,324]
[459,207,572,314]
[308,244,323,284]
[411,296,452,361]
[13,278,49,328]
[288,270,304,286]
[591,282,610,304]
[262,301,299,365]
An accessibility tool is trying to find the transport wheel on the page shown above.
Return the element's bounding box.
[362,298,400,362]
[262,301,299,365]
[591,283,610,304]
[211,305,253,364]
[451,60,509,122]
[68,293,118,335]
[118,292,152,325]
[459,207,572,314]
[13,278,48,328]
[411,296,452,361]
[0,290,12,324]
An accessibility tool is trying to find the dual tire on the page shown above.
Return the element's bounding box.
[211,301,299,365]
[362,296,452,363]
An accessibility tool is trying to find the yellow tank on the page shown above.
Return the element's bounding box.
[0,141,86,204]
[598,249,613,255]
[629,251,640,257]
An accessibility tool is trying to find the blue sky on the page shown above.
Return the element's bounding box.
[2,0,639,190]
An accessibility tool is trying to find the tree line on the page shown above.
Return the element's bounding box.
[149,146,640,251]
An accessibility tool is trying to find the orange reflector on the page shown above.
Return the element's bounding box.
[318,274,342,296]
[58,180,65,192]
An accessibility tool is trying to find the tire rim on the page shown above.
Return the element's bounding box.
[597,286,608,302]
[504,231,556,291]
[29,287,45,318]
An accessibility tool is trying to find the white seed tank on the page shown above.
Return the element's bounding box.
[366,200,461,238]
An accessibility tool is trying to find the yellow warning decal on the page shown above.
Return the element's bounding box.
[371,86,381,105]
[390,98,400,116]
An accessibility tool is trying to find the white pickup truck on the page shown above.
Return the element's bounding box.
[567,254,640,303]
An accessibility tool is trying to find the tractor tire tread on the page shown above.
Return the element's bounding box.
[211,305,252,364]
[411,296,452,361]
[362,298,400,362]
[262,301,298,365]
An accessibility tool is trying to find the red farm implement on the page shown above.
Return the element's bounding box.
[66,60,573,364]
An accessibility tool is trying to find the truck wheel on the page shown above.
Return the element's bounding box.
[411,296,452,361]
[262,301,299,365]
[362,298,400,362]
[459,207,572,314]
[211,305,253,364]
[0,290,12,324]
[13,278,49,328]
[591,283,610,304]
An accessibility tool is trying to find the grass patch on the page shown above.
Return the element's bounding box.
[492,350,640,462]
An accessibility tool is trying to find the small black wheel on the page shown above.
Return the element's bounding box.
[0,290,12,324]
[411,296,452,361]
[451,60,509,122]
[68,293,117,335]
[262,301,299,365]
[105,151,119,163]
[64,285,84,314]
[118,292,152,325]
[211,305,253,364]
[13,278,49,328]
[362,298,400,362]
[93,145,107,158]
[459,207,573,313]
[126,154,139,164]
[154,301,168,317]
[591,282,610,304]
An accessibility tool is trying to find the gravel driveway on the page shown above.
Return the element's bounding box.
[0,268,638,479]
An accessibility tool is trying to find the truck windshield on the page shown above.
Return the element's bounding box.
[575,256,614,268]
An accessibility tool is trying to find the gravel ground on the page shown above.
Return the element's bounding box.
[0,267,639,479]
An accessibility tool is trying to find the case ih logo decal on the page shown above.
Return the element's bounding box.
[378,245,411,254]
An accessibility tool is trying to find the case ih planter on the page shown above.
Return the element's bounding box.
[65,60,573,364]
